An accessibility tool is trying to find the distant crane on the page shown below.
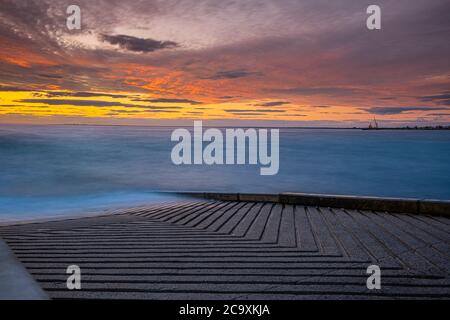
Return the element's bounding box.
[366,117,379,130]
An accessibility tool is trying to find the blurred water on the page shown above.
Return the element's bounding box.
[1,124,449,220]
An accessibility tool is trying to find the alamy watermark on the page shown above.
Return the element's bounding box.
[366,265,381,290]
[66,5,81,30]
[171,121,279,176]
[66,264,81,290]
[367,5,381,30]
[66,4,381,32]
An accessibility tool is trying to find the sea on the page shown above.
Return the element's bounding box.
[1,124,449,221]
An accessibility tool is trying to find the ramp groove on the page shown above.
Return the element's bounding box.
[1,199,449,299]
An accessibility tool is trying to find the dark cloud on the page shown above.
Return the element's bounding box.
[255,101,290,107]
[37,74,64,79]
[226,112,266,116]
[268,87,358,96]
[218,96,239,99]
[107,108,178,115]
[225,109,286,113]
[0,85,32,92]
[17,99,130,107]
[0,0,62,46]
[43,91,130,99]
[16,99,183,110]
[100,34,178,53]
[145,109,180,113]
[419,92,450,106]
[133,98,203,105]
[108,109,141,113]
[290,114,307,117]
[139,106,183,110]
[202,70,261,80]
[107,112,139,116]
[1,63,119,95]
[427,113,450,116]
[435,99,450,106]
[363,106,448,115]
[421,93,450,100]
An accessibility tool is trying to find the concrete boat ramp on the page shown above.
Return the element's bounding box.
[0,193,449,300]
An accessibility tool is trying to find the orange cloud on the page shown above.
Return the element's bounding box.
[0,37,59,68]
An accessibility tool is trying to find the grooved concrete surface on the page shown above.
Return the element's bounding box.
[1,199,450,300]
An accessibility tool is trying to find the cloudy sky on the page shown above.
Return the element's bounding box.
[0,0,449,126]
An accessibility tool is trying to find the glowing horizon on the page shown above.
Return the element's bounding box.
[0,0,449,127]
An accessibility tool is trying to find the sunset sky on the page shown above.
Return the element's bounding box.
[0,0,449,127]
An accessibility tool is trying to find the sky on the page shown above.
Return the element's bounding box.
[0,0,449,127]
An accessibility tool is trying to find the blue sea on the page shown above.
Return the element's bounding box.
[1,124,449,221]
